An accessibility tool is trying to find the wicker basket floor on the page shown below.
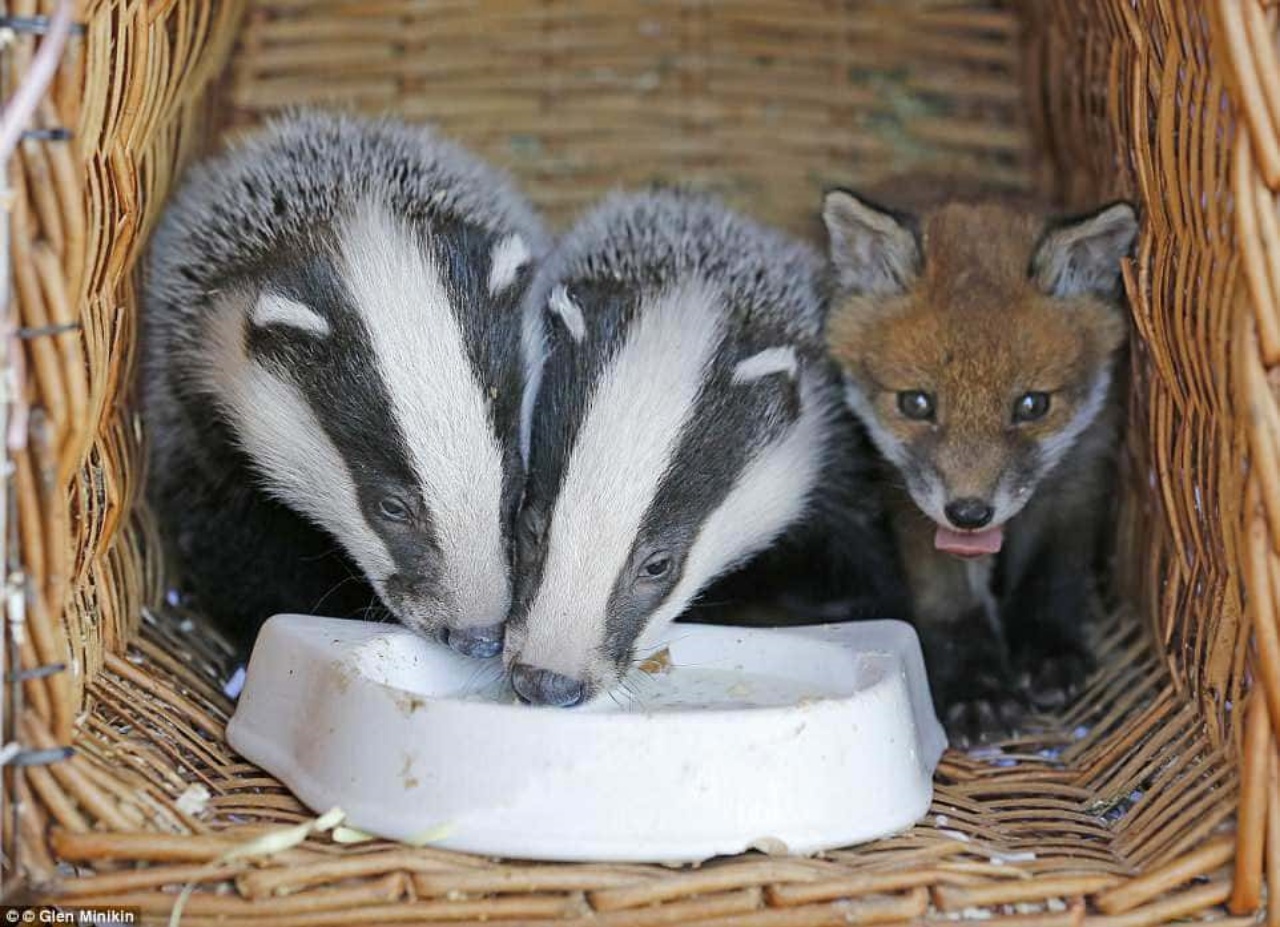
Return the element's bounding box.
[19,608,1240,927]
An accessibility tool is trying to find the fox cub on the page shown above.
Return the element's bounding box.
[821,190,1137,744]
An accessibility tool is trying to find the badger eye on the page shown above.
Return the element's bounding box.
[378,497,410,522]
[639,552,672,581]
[1013,391,1051,423]
[897,390,935,422]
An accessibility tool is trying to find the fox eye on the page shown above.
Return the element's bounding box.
[638,552,672,581]
[1013,392,1051,423]
[897,390,935,422]
[378,496,411,522]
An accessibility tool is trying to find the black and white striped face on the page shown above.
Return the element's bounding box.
[505,276,830,706]
[199,203,532,654]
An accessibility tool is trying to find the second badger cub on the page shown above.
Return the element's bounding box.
[506,190,903,707]
[822,191,1137,741]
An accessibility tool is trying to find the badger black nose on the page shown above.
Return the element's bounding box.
[511,665,586,707]
[945,498,994,530]
[444,624,504,659]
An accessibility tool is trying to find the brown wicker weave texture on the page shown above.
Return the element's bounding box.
[2,0,1274,925]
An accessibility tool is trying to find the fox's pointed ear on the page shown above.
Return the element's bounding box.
[822,190,921,296]
[1031,202,1138,299]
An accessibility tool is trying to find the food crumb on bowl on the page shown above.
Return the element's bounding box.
[638,647,673,675]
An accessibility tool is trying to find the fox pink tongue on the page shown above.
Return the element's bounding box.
[934,525,1004,556]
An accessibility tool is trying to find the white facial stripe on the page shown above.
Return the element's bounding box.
[1039,368,1112,473]
[201,295,393,582]
[732,346,797,385]
[340,204,511,628]
[635,374,830,654]
[548,284,586,342]
[251,293,331,336]
[488,233,531,295]
[519,277,726,677]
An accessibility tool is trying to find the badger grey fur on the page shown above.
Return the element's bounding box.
[506,189,905,706]
[143,110,548,656]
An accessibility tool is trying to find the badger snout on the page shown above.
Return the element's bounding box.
[444,624,504,659]
[382,566,512,659]
[511,664,587,708]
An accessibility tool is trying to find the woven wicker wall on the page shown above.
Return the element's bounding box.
[2,0,1275,923]
[3,0,246,880]
[1027,0,1250,751]
[225,0,1033,234]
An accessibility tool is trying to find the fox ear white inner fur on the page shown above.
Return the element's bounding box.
[732,346,798,385]
[1031,202,1138,299]
[250,293,331,337]
[822,190,921,296]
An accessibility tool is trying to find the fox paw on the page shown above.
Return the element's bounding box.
[1016,649,1091,711]
[943,692,1029,749]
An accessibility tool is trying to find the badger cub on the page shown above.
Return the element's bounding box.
[821,190,1137,744]
[505,190,904,707]
[144,111,547,656]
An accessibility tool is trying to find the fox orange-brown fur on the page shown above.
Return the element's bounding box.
[822,191,1137,745]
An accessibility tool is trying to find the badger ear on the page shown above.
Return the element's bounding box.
[1031,202,1137,299]
[732,346,798,386]
[733,346,803,423]
[822,189,921,296]
[547,284,586,342]
[488,233,532,295]
[250,292,331,337]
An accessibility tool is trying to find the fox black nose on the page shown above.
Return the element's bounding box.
[945,498,994,530]
[444,624,504,659]
[511,665,586,707]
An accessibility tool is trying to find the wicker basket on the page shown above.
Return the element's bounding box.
[2,0,1275,923]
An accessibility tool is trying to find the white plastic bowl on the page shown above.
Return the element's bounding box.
[226,615,945,863]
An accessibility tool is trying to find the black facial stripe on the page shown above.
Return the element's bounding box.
[244,250,441,574]
[599,344,804,666]
[510,278,643,629]
[424,217,530,544]
[529,276,641,489]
